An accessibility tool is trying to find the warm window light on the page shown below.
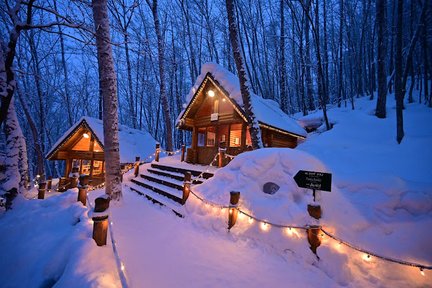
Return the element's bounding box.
[208,90,215,97]
[83,132,90,138]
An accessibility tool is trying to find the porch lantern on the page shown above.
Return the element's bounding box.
[207,90,215,97]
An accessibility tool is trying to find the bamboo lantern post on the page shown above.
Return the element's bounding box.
[78,175,90,206]
[228,191,241,230]
[181,145,186,162]
[182,171,192,205]
[306,225,321,256]
[307,204,322,220]
[38,181,47,199]
[47,176,52,191]
[134,156,140,177]
[155,143,160,162]
[218,147,226,168]
[92,196,110,246]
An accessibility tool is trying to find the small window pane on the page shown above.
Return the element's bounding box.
[93,161,104,176]
[229,124,242,147]
[198,128,206,147]
[207,127,216,147]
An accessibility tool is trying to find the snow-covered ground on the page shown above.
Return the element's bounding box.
[0,95,431,287]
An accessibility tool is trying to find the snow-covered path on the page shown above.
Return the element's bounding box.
[110,187,338,288]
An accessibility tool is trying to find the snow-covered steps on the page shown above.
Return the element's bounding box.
[126,182,185,218]
[129,162,215,215]
[150,163,214,180]
[131,178,183,204]
[146,168,204,185]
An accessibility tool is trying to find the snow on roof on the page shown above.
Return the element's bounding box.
[47,116,157,164]
[180,62,307,138]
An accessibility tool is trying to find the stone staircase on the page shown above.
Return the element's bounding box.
[127,163,214,217]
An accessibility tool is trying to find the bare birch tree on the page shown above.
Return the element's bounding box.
[375,0,387,118]
[92,0,122,200]
[225,0,263,149]
[147,0,173,151]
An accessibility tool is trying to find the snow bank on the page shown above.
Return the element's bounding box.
[298,95,432,264]
[0,191,120,287]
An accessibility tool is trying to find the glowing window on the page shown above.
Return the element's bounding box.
[207,127,216,147]
[229,124,242,147]
[93,161,104,176]
[197,128,206,147]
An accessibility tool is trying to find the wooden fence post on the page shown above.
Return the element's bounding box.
[181,145,186,162]
[228,191,241,230]
[92,196,110,246]
[47,176,52,191]
[78,175,90,206]
[155,143,160,162]
[218,147,225,168]
[38,182,47,199]
[306,225,321,256]
[182,171,192,205]
[134,156,140,177]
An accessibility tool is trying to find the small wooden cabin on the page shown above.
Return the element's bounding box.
[46,116,156,185]
[177,63,307,165]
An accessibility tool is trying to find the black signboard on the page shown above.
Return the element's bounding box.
[294,170,332,193]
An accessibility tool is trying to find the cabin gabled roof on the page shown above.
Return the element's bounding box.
[46,116,157,163]
[177,63,307,138]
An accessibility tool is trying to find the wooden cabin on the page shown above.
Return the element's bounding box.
[177,63,307,165]
[46,116,157,186]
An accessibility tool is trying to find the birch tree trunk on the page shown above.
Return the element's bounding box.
[148,0,173,151]
[304,0,315,111]
[395,0,404,143]
[375,0,387,118]
[1,44,28,200]
[225,0,263,149]
[279,0,288,113]
[337,0,344,108]
[53,0,73,127]
[92,0,122,201]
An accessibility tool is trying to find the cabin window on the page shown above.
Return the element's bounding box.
[197,128,206,147]
[229,124,242,147]
[81,160,91,175]
[206,127,216,147]
[218,125,229,147]
[93,161,104,176]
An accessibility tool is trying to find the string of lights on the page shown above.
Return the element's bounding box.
[187,166,431,275]
[191,154,219,182]
[320,228,432,272]
[159,148,182,156]
[86,194,129,287]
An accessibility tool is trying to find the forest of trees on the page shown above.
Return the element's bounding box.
[0,0,431,190]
